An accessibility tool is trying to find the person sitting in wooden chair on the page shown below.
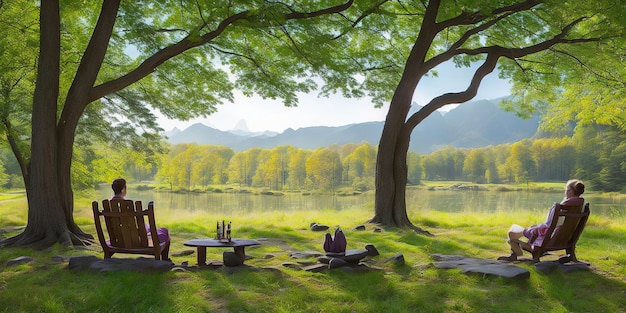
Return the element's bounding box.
[498,179,585,262]
[110,178,170,258]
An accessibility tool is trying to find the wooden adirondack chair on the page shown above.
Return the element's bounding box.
[513,202,590,263]
[92,199,170,260]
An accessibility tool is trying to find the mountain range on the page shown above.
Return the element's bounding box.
[164,97,540,154]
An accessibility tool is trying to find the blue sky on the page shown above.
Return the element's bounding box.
[157,61,512,133]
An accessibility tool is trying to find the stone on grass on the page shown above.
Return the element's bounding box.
[365,244,379,257]
[310,222,329,231]
[51,255,66,263]
[354,225,366,231]
[535,261,590,274]
[290,251,323,259]
[328,257,349,269]
[318,256,331,264]
[303,264,328,273]
[68,256,174,273]
[385,253,405,266]
[223,251,244,267]
[6,256,33,267]
[281,263,303,270]
[431,254,530,280]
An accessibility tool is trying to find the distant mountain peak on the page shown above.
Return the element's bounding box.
[233,119,249,132]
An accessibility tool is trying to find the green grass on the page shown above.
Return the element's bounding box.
[1,195,625,312]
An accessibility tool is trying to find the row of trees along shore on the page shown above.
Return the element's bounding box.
[128,123,626,194]
[3,121,621,193]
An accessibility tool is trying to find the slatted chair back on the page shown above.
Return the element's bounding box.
[520,202,590,263]
[92,199,167,260]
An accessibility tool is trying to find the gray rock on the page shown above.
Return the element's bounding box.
[290,251,323,259]
[385,253,405,266]
[223,251,244,267]
[303,264,328,273]
[342,250,370,264]
[6,256,33,267]
[67,256,100,271]
[432,254,530,280]
[354,225,366,231]
[365,244,379,257]
[328,257,349,269]
[559,263,590,273]
[51,255,66,263]
[68,256,174,273]
[325,249,369,264]
[281,263,303,270]
[534,261,559,274]
[535,261,590,274]
[318,256,331,264]
[310,222,329,231]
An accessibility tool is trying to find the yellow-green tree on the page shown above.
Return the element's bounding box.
[306,148,343,191]
[505,141,535,184]
[228,148,263,188]
[343,143,376,189]
[254,146,293,190]
[463,148,487,183]
[287,148,310,190]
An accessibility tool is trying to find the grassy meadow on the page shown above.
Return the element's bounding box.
[1,188,625,312]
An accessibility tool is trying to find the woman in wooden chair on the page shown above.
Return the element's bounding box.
[498,179,585,262]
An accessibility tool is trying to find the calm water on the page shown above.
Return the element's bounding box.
[96,187,626,219]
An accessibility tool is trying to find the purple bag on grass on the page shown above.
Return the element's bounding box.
[323,228,347,254]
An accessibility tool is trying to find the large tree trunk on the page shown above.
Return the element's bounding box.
[369,88,431,236]
[1,0,73,248]
[368,1,443,235]
[0,0,123,248]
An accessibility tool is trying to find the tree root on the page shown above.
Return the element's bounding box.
[0,229,94,249]
[366,217,434,237]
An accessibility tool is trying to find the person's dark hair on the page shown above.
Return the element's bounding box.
[567,179,585,196]
[112,178,126,195]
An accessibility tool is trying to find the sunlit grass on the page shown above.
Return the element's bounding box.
[1,193,625,312]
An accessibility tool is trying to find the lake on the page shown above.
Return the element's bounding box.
[96,187,626,219]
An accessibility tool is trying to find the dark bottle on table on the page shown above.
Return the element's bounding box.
[216,221,221,240]
[222,220,226,240]
[227,222,232,241]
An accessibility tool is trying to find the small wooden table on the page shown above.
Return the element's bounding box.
[184,238,260,266]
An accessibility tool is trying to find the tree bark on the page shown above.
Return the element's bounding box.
[369,0,443,235]
[3,0,70,248]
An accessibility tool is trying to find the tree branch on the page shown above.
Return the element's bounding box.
[61,0,121,127]
[406,53,499,130]
[89,1,356,103]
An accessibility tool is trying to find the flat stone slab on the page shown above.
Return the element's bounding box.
[68,256,174,273]
[535,260,590,274]
[326,249,369,264]
[431,254,530,280]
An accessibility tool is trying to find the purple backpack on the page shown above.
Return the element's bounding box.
[323,228,347,254]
